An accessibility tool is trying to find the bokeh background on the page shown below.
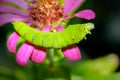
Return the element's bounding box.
[80,0,120,70]
[0,0,120,80]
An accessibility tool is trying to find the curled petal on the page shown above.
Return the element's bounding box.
[7,32,20,53]
[0,5,29,17]
[0,0,28,9]
[31,48,46,64]
[56,26,64,32]
[62,45,81,61]
[74,10,96,20]
[16,43,34,66]
[63,0,83,15]
[0,14,30,26]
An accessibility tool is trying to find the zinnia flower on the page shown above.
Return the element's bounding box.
[0,0,95,66]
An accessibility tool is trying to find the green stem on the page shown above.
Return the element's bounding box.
[47,48,54,67]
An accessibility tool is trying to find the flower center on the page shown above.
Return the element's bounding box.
[29,0,63,27]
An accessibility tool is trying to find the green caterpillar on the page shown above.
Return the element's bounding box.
[12,22,94,48]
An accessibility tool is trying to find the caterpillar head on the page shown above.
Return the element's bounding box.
[84,23,94,34]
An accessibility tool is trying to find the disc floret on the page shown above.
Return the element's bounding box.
[29,0,63,28]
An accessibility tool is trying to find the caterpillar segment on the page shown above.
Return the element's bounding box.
[24,27,37,42]
[42,32,54,48]
[62,28,75,45]
[33,31,43,46]
[58,31,68,48]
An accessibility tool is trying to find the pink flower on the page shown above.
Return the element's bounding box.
[0,0,95,66]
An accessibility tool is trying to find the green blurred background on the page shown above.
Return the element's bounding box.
[0,0,120,80]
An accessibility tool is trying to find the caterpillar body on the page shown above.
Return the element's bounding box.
[13,22,94,48]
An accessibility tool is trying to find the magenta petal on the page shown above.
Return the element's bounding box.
[0,5,29,16]
[31,48,46,64]
[63,0,83,15]
[0,0,28,9]
[35,26,41,30]
[62,45,81,61]
[56,26,64,32]
[16,43,34,66]
[74,10,96,20]
[7,32,20,53]
[0,14,30,26]
[42,25,51,32]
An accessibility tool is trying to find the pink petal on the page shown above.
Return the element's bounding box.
[0,5,29,17]
[35,26,41,30]
[16,43,34,66]
[63,0,83,15]
[0,0,28,9]
[0,14,30,27]
[31,47,46,64]
[7,32,20,53]
[74,10,96,20]
[42,25,51,32]
[56,26,64,32]
[62,45,81,61]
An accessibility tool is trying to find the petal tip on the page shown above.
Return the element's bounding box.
[7,32,19,53]
[16,43,34,66]
[62,45,82,61]
[75,10,96,20]
[31,48,46,64]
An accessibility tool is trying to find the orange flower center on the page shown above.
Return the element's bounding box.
[29,0,63,27]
